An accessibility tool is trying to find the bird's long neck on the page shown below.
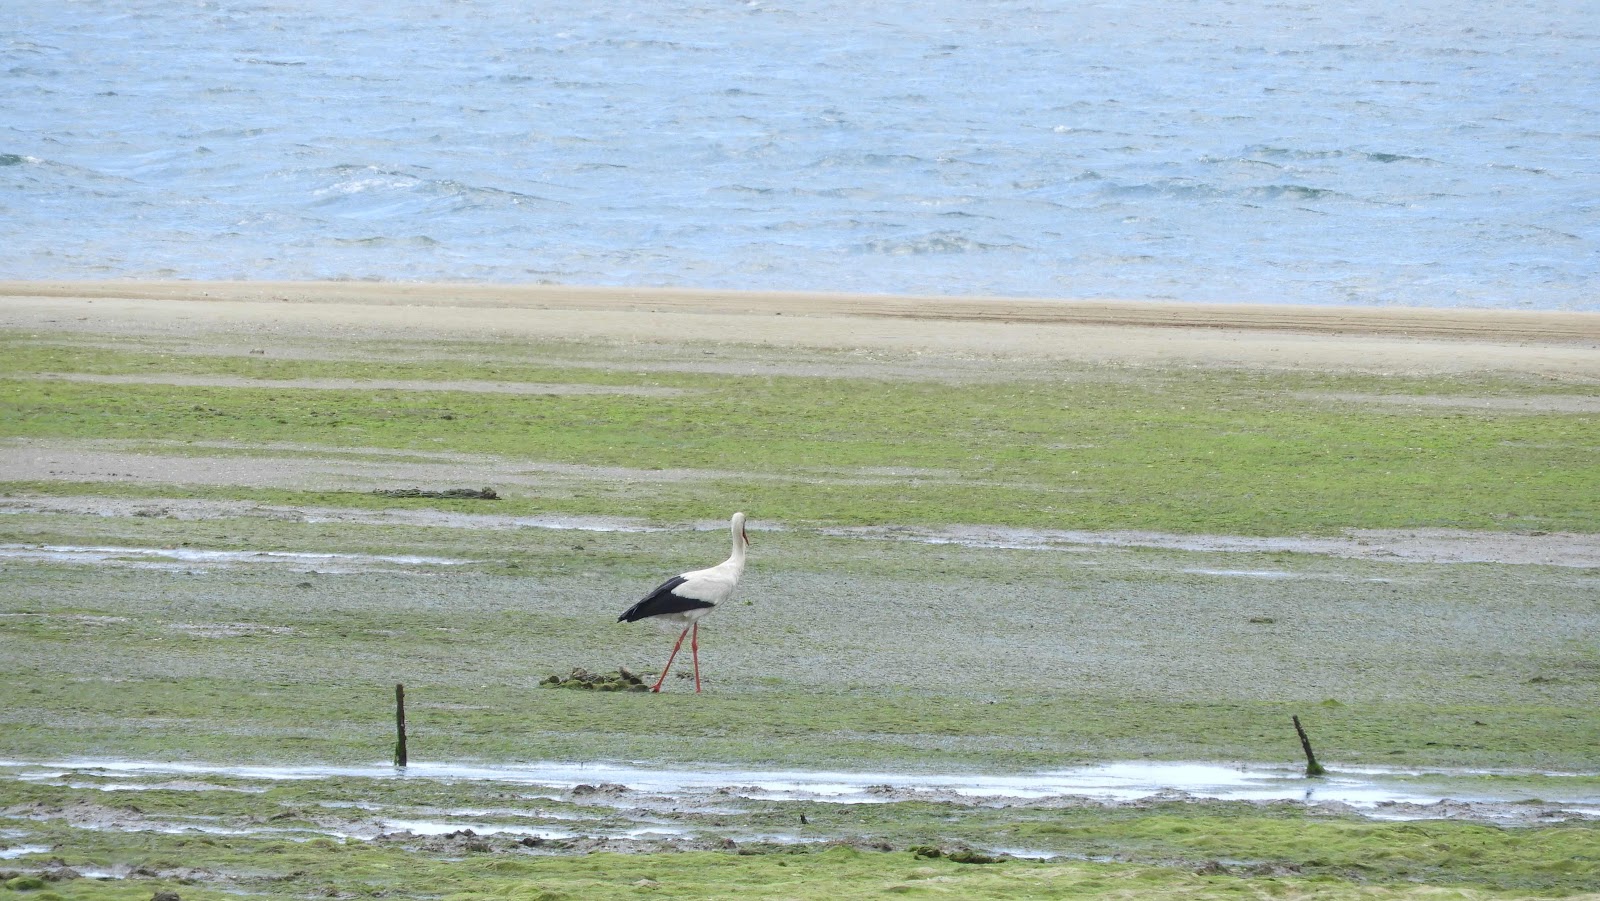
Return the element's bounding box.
[726,523,747,574]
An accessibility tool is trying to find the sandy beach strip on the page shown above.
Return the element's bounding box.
[2,280,1597,377]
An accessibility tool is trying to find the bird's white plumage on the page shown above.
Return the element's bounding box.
[670,558,743,604]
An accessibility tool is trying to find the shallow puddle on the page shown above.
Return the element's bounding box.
[1181,568,1299,579]
[378,818,578,840]
[4,757,1596,865]
[0,543,475,572]
[50,779,266,793]
[4,758,1594,814]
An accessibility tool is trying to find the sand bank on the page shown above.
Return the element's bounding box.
[2,281,1597,378]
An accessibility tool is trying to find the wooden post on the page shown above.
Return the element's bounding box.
[394,683,408,768]
[1292,714,1326,776]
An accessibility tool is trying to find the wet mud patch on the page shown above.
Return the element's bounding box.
[1293,390,1600,414]
[825,523,1600,568]
[6,494,1597,567]
[0,438,742,494]
[1,437,916,495]
[28,372,694,397]
[0,614,128,627]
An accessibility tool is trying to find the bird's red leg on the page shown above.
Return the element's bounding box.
[690,622,701,693]
[652,625,691,692]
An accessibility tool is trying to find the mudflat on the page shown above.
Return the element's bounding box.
[2,282,1598,898]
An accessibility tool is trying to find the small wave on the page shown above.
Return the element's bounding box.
[1489,162,1552,176]
[1081,253,1160,266]
[306,166,558,215]
[1200,155,1284,169]
[597,38,695,51]
[792,186,874,200]
[1525,225,1583,243]
[808,152,928,169]
[327,236,441,247]
[857,231,1023,256]
[430,179,560,207]
[4,65,64,78]
[312,173,417,202]
[1244,146,1438,164]
[1423,46,1492,57]
[1245,184,1343,201]
[1104,179,1348,203]
[1364,152,1438,164]
[0,154,31,166]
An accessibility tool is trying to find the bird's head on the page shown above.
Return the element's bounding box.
[733,511,749,548]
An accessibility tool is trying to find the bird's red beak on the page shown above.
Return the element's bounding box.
[741,524,750,547]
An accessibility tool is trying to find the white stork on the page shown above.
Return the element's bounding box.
[618,512,749,693]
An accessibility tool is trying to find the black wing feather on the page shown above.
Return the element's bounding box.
[618,575,716,622]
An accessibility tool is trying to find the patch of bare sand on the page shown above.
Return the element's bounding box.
[2,280,1597,378]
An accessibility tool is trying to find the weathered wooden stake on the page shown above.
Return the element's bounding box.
[394,683,408,768]
[1292,714,1326,776]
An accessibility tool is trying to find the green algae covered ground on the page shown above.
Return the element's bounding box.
[2,314,1599,899]
[3,336,1598,534]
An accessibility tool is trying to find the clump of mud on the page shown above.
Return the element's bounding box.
[541,667,650,692]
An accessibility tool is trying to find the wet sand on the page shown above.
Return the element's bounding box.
[3,280,1598,378]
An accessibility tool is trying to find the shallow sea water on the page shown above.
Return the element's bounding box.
[4,0,1597,308]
